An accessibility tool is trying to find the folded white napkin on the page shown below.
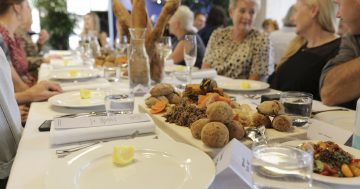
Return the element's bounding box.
[59,78,110,91]
[312,100,346,112]
[50,113,155,145]
[174,69,218,81]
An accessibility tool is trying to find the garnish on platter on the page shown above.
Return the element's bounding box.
[298,141,360,177]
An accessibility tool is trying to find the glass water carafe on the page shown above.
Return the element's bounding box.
[128,28,150,96]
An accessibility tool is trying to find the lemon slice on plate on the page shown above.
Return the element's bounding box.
[112,145,135,166]
[68,69,78,77]
[79,89,92,99]
[240,81,251,89]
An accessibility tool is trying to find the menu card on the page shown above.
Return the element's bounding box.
[213,139,252,188]
[54,113,150,129]
[307,119,353,145]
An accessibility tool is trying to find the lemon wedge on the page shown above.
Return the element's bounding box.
[63,59,70,66]
[175,66,185,71]
[240,81,251,89]
[112,145,135,166]
[68,69,78,77]
[79,89,92,99]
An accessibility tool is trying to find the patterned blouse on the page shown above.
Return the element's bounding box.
[0,25,28,77]
[203,27,271,79]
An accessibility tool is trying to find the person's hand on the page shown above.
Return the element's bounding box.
[19,105,29,124]
[27,81,63,102]
[37,30,49,45]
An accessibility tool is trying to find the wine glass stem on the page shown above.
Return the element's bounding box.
[187,66,192,84]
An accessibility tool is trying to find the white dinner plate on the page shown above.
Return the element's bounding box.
[51,69,99,80]
[48,90,105,108]
[45,139,215,189]
[282,140,360,186]
[219,79,269,92]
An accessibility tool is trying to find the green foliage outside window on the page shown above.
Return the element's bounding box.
[33,0,76,50]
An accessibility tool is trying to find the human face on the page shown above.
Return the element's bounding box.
[194,14,206,30]
[293,0,317,36]
[21,0,32,31]
[335,0,360,34]
[229,0,257,33]
[84,14,93,31]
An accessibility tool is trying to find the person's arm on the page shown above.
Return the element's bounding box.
[169,40,185,64]
[15,81,62,105]
[11,65,29,92]
[321,56,360,105]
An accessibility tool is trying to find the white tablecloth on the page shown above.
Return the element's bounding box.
[6,65,359,189]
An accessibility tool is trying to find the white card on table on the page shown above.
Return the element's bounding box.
[214,139,253,188]
[53,113,150,130]
[307,119,353,144]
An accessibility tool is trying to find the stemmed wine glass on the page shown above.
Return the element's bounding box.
[183,34,197,84]
[157,36,173,61]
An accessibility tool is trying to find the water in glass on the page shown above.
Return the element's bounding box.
[280,92,313,127]
[252,145,313,189]
[104,94,134,116]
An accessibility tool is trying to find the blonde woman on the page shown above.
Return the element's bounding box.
[81,12,100,40]
[202,0,271,80]
[270,0,340,101]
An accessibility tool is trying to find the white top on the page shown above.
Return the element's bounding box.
[0,48,22,179]
[269,27,297,65]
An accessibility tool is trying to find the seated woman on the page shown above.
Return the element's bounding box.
[0,0,35,89]
[16,7,49,80]
[202,0,271,80]
[270,0,340,101]
[168,6,205,69]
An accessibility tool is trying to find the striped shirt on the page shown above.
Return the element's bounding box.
[0,48,23,179]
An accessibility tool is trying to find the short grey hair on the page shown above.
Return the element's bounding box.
[170,5,197,32]
[229,0,261,10]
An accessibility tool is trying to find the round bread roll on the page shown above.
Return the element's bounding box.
[206,102,233,122]
[166,92,181,104]
[272,115,292,132]
[226,120,245,140]
[251,112,272,128]
[157,96,169,104]
[150,83,174,97]
[190,118,210,139]
[201,122,229,148]
[257,101,284,116]
[145,97,159,108]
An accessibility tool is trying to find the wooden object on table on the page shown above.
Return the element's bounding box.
[139,104,308,158]
[112,0,180,83]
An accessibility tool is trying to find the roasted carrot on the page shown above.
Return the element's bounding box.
[150,101,167,114]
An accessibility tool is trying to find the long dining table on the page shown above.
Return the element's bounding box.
[5,63,359,189]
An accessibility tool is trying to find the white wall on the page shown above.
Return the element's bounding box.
[265,0,296,28]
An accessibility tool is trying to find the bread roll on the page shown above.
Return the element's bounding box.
[201,122,229,148]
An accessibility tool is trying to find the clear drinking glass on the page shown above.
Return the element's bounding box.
[157,36,173,61]
[251,143,313,189]
[183,34,197,84]
[104,92,135,116]
[280,92,313,127]
[103,67,121,82]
